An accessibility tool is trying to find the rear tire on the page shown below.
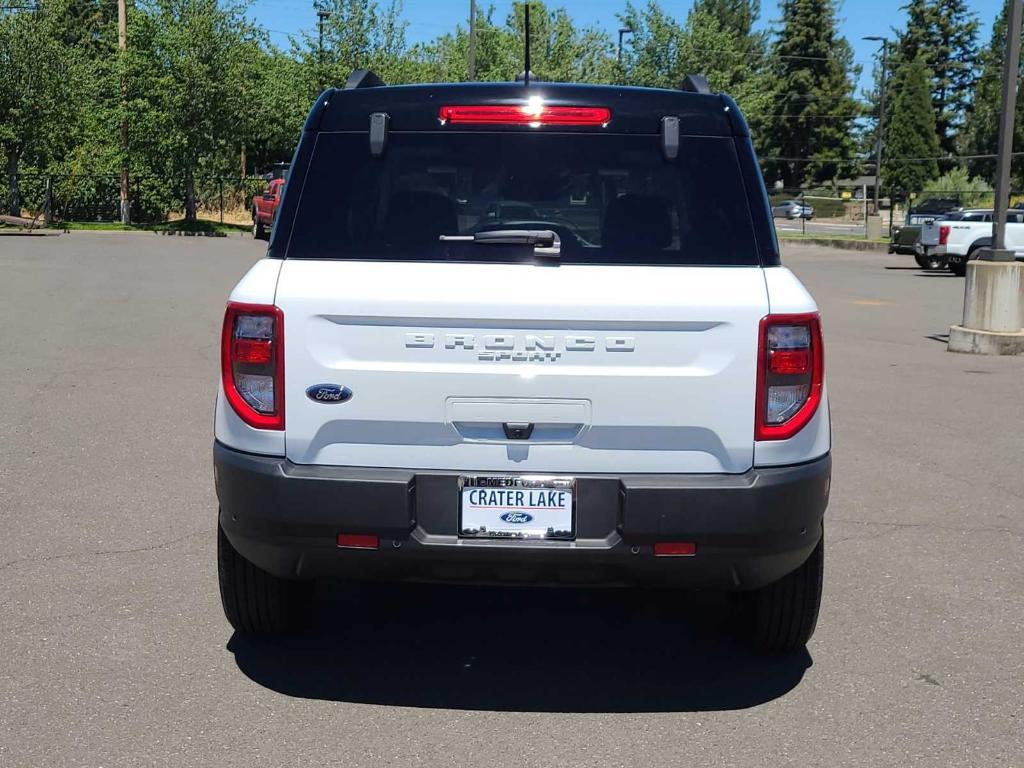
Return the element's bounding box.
[252,210,266,240]
[734,530,824,653]
[217,520,312,635]
[915,252,947,270]
[950,260,967,277]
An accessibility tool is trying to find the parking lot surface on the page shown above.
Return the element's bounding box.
[1,233,1021,767]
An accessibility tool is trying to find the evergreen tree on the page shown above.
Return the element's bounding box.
[894,0,978,155]
[692,0,763,52]
[963,3,1024,187]
[882,57,940,196]
[761,0,861,188]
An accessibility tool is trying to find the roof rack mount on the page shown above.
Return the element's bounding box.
[680,74,711,94]
[344,69,386,90]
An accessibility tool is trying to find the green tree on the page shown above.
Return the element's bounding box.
[0,7,81,215]
[675,4,770,127]
[617,2,685,88]
[882,57,940,196]
[412,2,614,85]
[894,0,978,155]
[761,0,861,188]
[963,3,1024,187]
[138,0,264,219]
[924,166,992,208]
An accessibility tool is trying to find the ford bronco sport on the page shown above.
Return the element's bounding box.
[215,70,831,653]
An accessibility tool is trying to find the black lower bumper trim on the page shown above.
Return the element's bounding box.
[215,442,830,590]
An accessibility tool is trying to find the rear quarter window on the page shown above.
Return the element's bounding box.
[285,131,759,266]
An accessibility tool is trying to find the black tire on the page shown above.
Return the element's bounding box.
[950,260,967,277]
[217,521,312,635]
[252,210,266,240]
[734,531,824,653]
[915,252,947,270]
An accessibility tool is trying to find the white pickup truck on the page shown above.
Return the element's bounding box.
[936,209,1024,275]
[213,71,831,653]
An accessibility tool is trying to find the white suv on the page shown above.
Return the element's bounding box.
[214,72,831,653]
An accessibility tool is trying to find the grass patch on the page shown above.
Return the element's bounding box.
[56,218,249,235]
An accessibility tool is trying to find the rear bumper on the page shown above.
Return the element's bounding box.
[215,442,830,590]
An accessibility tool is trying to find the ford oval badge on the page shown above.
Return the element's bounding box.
[305,384,352,403]
[500,512,534,524]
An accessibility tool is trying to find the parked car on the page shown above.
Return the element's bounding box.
[214,71,831,653]
[772,200,814,219]
[889,199,963,259]
[938,209,1024,276]
[251,177,286,240]
[483,200,540,221]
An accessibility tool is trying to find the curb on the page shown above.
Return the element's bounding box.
[780,237,890,252]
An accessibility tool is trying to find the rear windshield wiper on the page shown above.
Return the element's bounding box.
[439,229,560,259]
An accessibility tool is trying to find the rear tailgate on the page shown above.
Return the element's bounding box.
[277,259,767,474]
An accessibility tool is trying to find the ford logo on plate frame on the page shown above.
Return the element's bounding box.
[305,384,353,403]
[499,512,534,524]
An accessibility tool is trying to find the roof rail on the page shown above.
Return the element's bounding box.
[343,69,386,90]
[680,74,711,94]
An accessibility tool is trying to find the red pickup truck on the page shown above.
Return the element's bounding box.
[251,178,285,240]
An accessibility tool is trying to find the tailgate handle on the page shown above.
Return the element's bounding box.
[502,422,534,440]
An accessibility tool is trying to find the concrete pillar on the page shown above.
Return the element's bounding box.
[865,214,883,240]
[948,255,1024,355]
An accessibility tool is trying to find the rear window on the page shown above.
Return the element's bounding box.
[286,131,759,265]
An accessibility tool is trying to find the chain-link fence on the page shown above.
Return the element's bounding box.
[5,174,272,226]
[767,187,1020,239]
[6,176,1016,239]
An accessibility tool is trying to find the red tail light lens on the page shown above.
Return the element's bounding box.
[221,302,284,430]
[438,104,611,126]
[939,225,950,245]
[755,313,823,441]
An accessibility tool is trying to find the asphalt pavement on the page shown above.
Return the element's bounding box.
[1,233,1021,767]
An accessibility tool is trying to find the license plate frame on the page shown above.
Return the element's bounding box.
[458,475,576,540]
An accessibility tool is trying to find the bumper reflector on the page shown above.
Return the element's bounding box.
[337,533,380,550]
[654,542,697,557]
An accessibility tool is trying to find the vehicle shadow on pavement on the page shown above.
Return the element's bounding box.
[227,583,812,712]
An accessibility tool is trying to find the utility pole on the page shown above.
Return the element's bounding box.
[863,36,888,217]
[117,0,130,224]
[468,0,477,81]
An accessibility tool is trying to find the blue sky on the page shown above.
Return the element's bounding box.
[252,0,1004,95]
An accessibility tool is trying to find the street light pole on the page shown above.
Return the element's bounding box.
[947,0,1024,355]
[317,7,330,90]
[864,36,889,217]
[468,0,477,81]
[618,27,633,67]
[990,0,1023,255]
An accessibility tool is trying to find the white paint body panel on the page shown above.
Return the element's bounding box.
[274,260,771,473]
[944,220,1024,257]
[215,258,831,471]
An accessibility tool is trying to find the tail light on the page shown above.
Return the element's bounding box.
[221,302,284,430]
[939,225,950,245]
[438,103,611,126]
[755,313,823,441]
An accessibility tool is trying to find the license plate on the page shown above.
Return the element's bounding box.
[459,476,575,540]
